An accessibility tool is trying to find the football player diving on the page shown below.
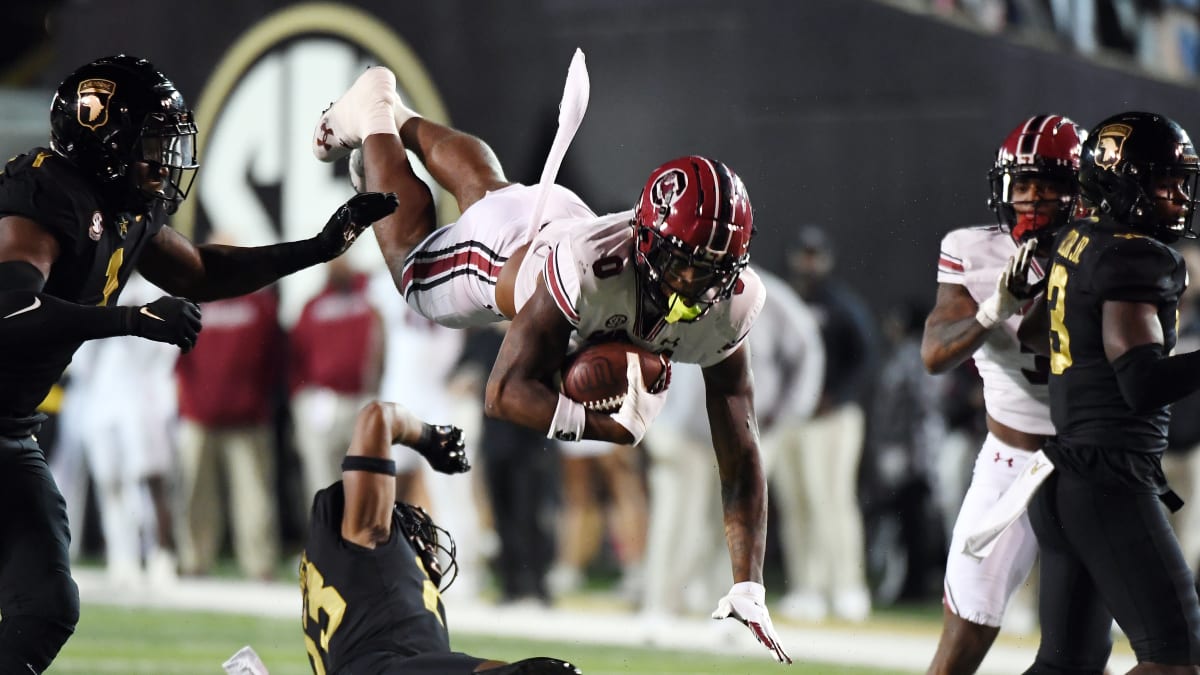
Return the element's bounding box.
[309,61,790,663]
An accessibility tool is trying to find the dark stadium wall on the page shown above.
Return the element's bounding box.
[43,0,1200,318]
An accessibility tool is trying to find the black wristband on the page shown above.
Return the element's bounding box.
[412,423,434,455]
[341,455,397,475]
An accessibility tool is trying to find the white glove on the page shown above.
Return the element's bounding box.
[976,238,1040,329]
[711,581,792,664]
[611,352,668,445]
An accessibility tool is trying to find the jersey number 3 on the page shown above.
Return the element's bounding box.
[1047,262,1073,374]
[301,556,346,675]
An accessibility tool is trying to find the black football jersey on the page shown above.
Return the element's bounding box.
[0,148,165,420]
[1047,216,1186,454]
[301,482,450,675]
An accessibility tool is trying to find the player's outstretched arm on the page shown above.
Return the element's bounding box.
[486,280,634,443]
[0,216,200,351]
[138,192,398,301]
[701,344,791,664]
[340,400,465,547]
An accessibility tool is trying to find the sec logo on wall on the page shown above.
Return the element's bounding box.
[174,2,453,323]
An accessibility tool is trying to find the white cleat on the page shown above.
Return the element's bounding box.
[312,66,398,163]
[348,148,365,194]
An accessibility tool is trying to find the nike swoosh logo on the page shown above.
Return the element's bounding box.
[140,306,165,322]
[3,297,41,319]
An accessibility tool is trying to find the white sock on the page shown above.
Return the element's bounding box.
[394,98,423,131]
[362,97,399,140]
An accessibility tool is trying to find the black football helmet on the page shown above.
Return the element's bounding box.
[50,55,198,212]
[1078,111,1200,241]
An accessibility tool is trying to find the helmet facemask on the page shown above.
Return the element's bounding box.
[988,165,1079,244]
[1117,164,1200,241]
[131,110,198,214]
[635,225,747,323]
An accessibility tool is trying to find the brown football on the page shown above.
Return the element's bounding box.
[561,342,670,413]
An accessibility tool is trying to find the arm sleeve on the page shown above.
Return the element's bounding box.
[0,261,133,347]
[1111,342,1200,413]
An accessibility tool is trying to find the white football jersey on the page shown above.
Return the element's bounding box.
[937,225,1053,435]
[515,210,765,367]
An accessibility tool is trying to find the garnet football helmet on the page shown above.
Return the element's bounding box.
[1078,111,1200,241]
[50,55,198,212]
[633,156,752,322]
[987,114,1083,243]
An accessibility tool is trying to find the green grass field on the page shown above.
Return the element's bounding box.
[48,604,916,675]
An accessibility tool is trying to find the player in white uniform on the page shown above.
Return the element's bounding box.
[922,115,1085,674]
[311,64,788,663]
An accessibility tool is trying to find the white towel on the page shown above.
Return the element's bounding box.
[223,646,270,675]
[962,450,1055,560]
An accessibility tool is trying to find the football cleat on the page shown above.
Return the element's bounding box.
[312,66,398,163]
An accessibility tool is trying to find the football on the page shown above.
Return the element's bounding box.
[561,342,670,413]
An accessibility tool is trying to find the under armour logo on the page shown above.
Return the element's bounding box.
[993,452,1014,468]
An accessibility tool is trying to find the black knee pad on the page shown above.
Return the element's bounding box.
[484,657,582,674]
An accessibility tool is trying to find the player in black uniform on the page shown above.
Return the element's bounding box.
[0,55,398,674]
[302,400,581,675]
[1024,111,1200,674]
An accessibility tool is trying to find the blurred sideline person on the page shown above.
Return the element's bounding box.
[77,272,181,586]
[547,438,648,603]
[641,266,824,622]
[300,400,581,675]
[452,323,557,606]
[291,257,384,501]
[783,225,878,623]
[1021,111,1200,674]
[921,114,1084,675]
[174,280,285,580]
[312,61,789,661]
[0,54,396,673]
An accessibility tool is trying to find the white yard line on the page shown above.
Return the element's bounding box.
[74,569,1136,674]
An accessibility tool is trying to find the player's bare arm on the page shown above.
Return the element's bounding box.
[487,279,634,443]
[138,192,398,301]
[921,282,991,373]
[340,401,467,547]
[701,343,767,584]
[0,215,60,278]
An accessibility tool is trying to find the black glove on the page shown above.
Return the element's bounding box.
[316,191,400,259]
[125,295,202,353]
[413,424,470,474]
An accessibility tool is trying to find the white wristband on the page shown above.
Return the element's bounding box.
[548,393,585,442]
[975,293,1006,329]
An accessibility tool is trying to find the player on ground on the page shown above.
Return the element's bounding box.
[0,54,396,674]
[1022,111,1200,674]
[300,400,581,674]
[921,114,1084,675]
[311,62,788,663]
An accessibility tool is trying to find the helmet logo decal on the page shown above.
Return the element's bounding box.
[1095,123,1132,170]
[76,78,116,131]
[650,168,687,228]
